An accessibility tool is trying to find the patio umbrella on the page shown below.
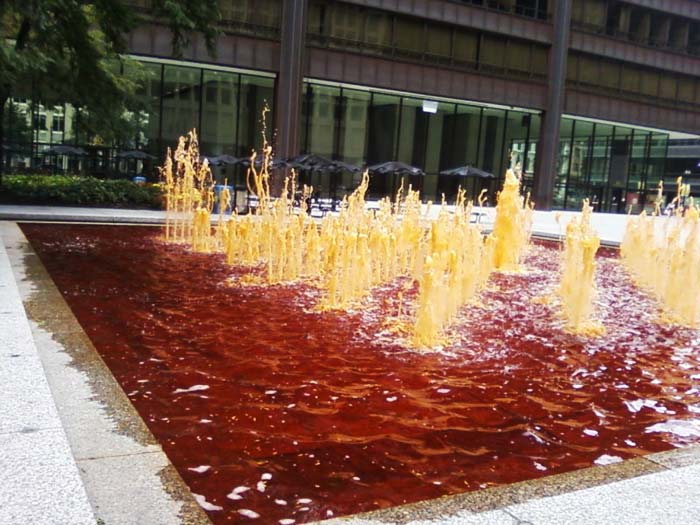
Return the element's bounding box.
[325,160,362,198]
[367,161,425,197]
[289,153,334,171]
[208,154,240,166]
[201,154,237,166]
[239,153,291,171]
[44,145,88,156]
[116,150,157,160]
[367,161,425,177]
[328,160,362,174]
[439,166,494,178]
[291,155,362,196]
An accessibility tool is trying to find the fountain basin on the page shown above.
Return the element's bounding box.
[20,223,700,524]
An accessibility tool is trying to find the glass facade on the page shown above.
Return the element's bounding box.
[0,56,687,214]
[2,59,275,180]
[298,79,679,213]
[552,117,669,213]
[300,80,540,203]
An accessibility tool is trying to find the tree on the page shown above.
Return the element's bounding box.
[0,0,221,182]
[2,102,32,146]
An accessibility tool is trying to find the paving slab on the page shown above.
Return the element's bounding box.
[0,204,167,224]
[77,451,197,525]
[502,463,700,525]
[2,221,212,525]
[646,444,700,469]
[323,509,520,525]
[0,426,95,525]
[0,230,95,525]
[29,324,162,460]
[0,312,37,355]
[0,353,62,434]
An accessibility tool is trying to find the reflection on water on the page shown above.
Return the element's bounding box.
[22,224,700,525]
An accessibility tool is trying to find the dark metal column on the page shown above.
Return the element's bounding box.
[275,0,308,161]
[533,0,572,210]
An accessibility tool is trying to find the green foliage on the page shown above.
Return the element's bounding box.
[0,174,163,208]
[0,0,220,156]
[1,102,31,145]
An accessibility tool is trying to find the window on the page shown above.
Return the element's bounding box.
[566,54,578,81]
[578,55,599,85]
[629,8,650,44]
[669,18,689,50]
[33,114,47,130]
[329,3,362,42]
[650,16,670,47]
[161,65,201,145]
[582,0,607,29]
[394,18,424,56]
[658,76,676,100]
[677,78,695,103]
[426,24,452,59]
[480,35,506,69]
[453,30,478,65]
[201,70,238,156]
[639,69,658,97]
[52,115,64,132]
[366,93,400,196]
[689,21,700,54]
[506,40,532,73]
[307,2,323,35]
[531,46,548,76]
[620,65,640,93]
[307,84,338,158]
[599,61,620,90]
[338,88,370,165]
[364,11,391,50]
[237,75,274,156]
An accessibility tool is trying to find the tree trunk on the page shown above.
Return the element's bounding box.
[0,93,7,186]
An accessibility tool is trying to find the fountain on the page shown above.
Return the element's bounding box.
[19,126,700,525]
[621,178,700,328]
[489,169,533,271]
[558,199,603,335]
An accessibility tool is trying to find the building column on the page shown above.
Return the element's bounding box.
[533,0,572,210]
[275,0,307,161]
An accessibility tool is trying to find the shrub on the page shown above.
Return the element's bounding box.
[0,175,163,208]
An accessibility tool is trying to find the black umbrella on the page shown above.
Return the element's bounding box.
[328,160,362,174]
[209,154,240,166]
[116,150,156,160]
[44,145,88,156]
[367,161,425,198]
[201,154,239,166]
[439,166,494,178]
[288,154,335,171]
[239,153,291,170]
[367,161,425,177]
[325,160,362,198]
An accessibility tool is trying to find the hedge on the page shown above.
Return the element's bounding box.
[0,175,163,208]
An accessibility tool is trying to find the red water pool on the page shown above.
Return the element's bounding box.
[22,224,700,524]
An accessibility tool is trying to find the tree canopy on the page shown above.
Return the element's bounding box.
[0,0,220,173]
